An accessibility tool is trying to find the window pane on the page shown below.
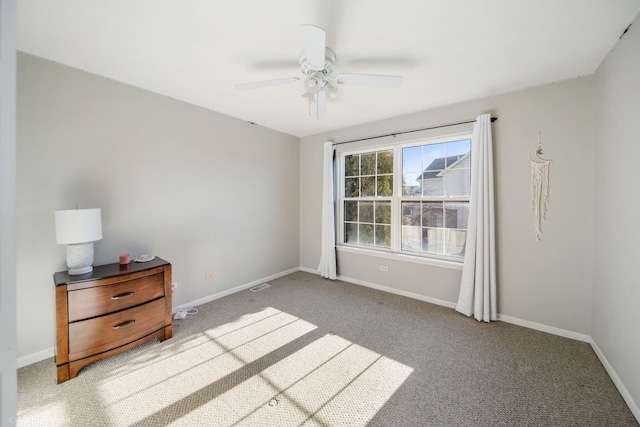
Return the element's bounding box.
[361,176,375,197]
[375,225,391,247]
[345,223,357,243]
[444,229,466,256]
[403,144,422,200]
[345,178,359,197]
[402,146,422,173]
[422,173,445,197]
[444,202,468,229]
[345,154,359,177]
[403,140,473,199]
[359,224,374,245]
[444,139,471,196]
[422,202,444,227]
[401,226,421,251]
[418,143,445,197]
[422,143,446,173]
[361,153,376,175]
[444,167,470,196]
[402,202,421,226]
[403,172,421,196]
[377,175,393,196]
[359,201,374,223]
[377,151,393,174]
[446,139,471,159]
[423,228,444,255]
[375,202,391,224]
[344,201,358,222]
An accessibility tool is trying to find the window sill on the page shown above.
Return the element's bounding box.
[336,245,464,271]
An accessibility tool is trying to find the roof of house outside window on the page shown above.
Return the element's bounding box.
[416,153,469,181]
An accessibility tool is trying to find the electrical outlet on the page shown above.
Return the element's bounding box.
[205,273,215,280]
[379,265,388,272]
[171,282,178,292]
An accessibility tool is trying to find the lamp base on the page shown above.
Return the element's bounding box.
[68,265,93,275]
[66,242,95,276]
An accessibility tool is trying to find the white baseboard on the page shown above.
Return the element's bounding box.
[301,267,457,309]
[496,314,591,343]
[590,338,640,422]
[303,268,592,343]
[332,272,590,343]
[336,274,457,309]
[17,347,53,369]
[299,266,318,275]
[172,267,300,312]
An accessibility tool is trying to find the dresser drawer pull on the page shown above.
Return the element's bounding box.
[112,320,136,330]
[111,292,134,300]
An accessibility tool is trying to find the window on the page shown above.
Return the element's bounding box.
[339,135,471,261]
[343,150,393,248]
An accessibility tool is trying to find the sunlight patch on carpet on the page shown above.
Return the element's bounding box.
[98,308,317,425]
[166,333,414,426]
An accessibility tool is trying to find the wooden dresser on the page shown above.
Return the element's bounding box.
[54,257,172,383]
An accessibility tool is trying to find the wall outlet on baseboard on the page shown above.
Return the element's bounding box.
[379,265,388,272]
[205,273,215,280]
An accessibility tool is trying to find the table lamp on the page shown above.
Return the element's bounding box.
[54,207,102,275]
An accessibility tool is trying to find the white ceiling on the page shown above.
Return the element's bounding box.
[17,0,640,138]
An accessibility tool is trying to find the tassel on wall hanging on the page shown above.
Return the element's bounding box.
[529,132,551,242]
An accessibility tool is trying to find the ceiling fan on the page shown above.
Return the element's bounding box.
[235,24,404,120]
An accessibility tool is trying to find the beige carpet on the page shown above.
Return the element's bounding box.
[17,271,638,426]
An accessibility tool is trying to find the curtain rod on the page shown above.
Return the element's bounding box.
[333,116,498,146]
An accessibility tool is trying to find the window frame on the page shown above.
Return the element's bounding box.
[337,132,473,266]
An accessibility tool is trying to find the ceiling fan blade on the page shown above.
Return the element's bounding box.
[309,90,327,120]
[336,73,403,89]
[300,24,326,68]
[235,77,299,91]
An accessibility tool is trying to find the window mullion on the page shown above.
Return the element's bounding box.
[390,145,401,252]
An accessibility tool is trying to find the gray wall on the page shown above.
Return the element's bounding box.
[16,53,300,359]
[593,14,640,413]
[300,76,595,335]
[1,0,18,420]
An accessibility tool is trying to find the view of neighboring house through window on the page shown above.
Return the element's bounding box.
[339,135,471,261]
[401,139,470,257]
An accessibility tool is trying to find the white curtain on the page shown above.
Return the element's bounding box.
[456,114,497,322]
[318,141,337,279]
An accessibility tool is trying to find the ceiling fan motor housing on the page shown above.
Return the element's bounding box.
[299,47,336,75]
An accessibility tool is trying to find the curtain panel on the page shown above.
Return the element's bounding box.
[318,141,337,279]
[456,114,497,322]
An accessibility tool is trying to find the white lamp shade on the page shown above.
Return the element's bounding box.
[55,208,102,244]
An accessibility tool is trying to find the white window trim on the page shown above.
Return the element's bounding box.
[336,132,472,270]
[336,245,464,270]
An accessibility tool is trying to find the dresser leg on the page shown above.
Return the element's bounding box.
[162,325,173,340]
[57,364,70,384]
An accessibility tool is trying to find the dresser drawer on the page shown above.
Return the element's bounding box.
[68,273,164,322]
[68,298,166,360]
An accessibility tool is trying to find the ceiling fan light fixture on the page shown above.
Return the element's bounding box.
[304,72,325,93]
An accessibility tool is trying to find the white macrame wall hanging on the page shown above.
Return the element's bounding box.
[529,132,551,242]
